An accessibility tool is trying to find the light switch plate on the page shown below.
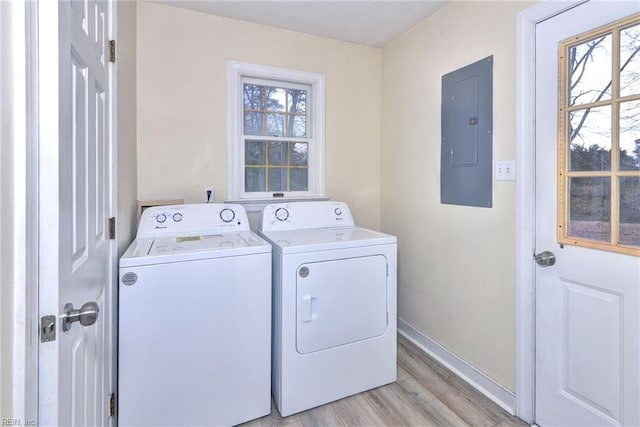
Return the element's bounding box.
[496,160,515,181]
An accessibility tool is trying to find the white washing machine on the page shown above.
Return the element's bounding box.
[258,201,397,416]
[118,203,271,426]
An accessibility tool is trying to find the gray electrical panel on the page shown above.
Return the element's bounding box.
[441,56,493,208]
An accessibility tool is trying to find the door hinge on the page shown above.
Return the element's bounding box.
[109,393,116,417]
[109,217,116,240]
[40,315,56,342]
[109,40,116,63]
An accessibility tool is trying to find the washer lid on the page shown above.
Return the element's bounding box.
[258,226,396,254]
[148,233,251,255]
[119,232,270,267]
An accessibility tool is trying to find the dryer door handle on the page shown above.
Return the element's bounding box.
[302,295,312,322]
[301,295,318,322]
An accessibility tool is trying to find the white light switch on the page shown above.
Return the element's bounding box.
[496,160,515,181]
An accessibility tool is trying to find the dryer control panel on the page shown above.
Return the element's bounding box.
[259,201,355,232]
[137,203,250,238]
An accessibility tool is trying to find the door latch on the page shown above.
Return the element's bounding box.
[41,315,56,342]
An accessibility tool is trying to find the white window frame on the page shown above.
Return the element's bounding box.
[227,60,325,201]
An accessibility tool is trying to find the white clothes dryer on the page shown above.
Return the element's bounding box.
[118,203,271,426]
[258,201,397,417]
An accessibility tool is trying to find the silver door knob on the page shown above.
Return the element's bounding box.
[62,301,99,331]
[534,251,556,267]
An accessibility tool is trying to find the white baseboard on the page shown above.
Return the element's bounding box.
[398,319,516,415]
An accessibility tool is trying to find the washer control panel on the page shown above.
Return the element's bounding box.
[275,208,289,222]
[219,208,236,223]
[259,201,355,232]
[138,203,250,238]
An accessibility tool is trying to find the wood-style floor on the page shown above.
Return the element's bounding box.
[241,334,527,427]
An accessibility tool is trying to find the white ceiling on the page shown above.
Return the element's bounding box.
[156,1,448,47]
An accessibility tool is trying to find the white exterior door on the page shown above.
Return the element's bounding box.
[535,2,640,426]
[38,0,115,425]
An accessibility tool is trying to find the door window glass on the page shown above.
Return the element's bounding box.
[558,14,640,255]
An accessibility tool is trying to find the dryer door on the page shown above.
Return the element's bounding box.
[296,255,388,354]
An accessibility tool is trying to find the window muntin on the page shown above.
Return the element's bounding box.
[558,14,640,256]
[227,61,325,200]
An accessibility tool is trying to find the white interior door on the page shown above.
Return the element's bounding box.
[38,0,115,425]
[535,2,640,426]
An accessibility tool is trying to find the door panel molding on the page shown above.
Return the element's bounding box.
[562,280,622,422]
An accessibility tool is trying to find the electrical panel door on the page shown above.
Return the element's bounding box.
[441,55,493,208]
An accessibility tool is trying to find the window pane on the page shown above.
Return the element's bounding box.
[268,168,287,192]
[268,141,287,166]
[267,87,286,112]
[238,74,317,199]
[243,84,264,110]
[620,23,640,97]
[288,89,307,113]
[568,34,612,106]
[245,140,265,165]
[244,112,264,136]
[290,142,308,166]
[290,168,308,191]
[620,177,640,247]
[245,168,265,192]
[267,113,285,137]
[569,105,611,171]
[568,177,611,242]
[620,100,640,171]
[289,115,307,138]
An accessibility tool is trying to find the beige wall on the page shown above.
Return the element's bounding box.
[118,0,138,255]
[136,1,382,229]
[0,0,539,414]
[381,1,533,391]
[139,0,532,392]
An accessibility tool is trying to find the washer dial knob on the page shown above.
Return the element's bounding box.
[156,213,167,223]
[275,208,289,222]
[219,208,235,223]
[334,208,342,216]
[172,213,183,222]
